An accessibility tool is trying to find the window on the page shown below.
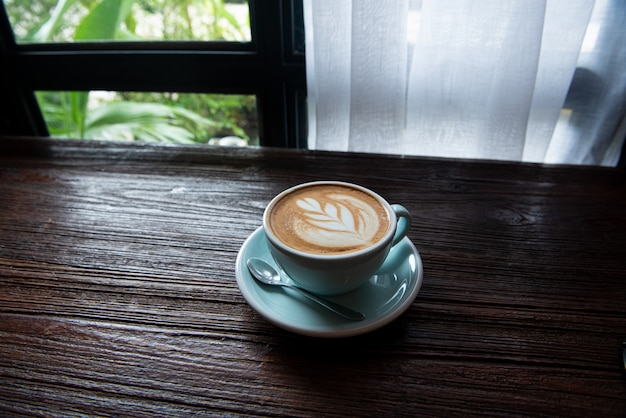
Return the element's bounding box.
[36,90,258,145]
[0,0,306,148]
[5,0,252,43]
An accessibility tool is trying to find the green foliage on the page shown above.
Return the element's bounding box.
[6,0,249,43]
[30,0,77,42]
[74,0,135,40]
[86,101,215,143]
[4,0,256,144]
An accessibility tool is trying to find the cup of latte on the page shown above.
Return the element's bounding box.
[263,181,412,296]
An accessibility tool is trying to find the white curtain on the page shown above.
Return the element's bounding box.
[304,0,626,166]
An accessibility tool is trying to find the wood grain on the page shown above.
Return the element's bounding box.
[1,137,625,417]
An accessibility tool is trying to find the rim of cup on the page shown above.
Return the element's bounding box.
[263,181,398,260]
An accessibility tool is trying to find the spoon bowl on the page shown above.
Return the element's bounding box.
[246,257,365,321]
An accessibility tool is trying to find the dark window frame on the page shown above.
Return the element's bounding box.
[0,0,306,148]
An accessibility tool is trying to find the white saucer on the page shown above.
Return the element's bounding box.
[235,227,423,338]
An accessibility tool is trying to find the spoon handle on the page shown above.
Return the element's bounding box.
[286,284,365,321]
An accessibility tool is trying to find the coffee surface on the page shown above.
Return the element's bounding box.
[268,184,390,254]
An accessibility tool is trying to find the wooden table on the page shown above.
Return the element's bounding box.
[1,136,625,417]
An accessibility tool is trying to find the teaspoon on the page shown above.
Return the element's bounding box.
[246,257,365,321]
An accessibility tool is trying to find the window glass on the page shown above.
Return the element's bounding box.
[37,91,258,145]
[291,0,305,54]
[3,0,250,43]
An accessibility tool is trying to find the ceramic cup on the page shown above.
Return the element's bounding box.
[263,181,412,296]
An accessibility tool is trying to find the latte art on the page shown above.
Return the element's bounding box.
[268,184,390,254]
[295,195,380,247]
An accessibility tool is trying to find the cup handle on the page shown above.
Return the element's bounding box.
[391,204,412,246]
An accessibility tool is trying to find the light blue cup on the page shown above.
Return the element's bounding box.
[263,181,412,296]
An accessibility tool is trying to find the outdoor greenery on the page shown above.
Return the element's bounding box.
[3,0,257,145]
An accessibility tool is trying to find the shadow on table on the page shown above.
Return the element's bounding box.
[253,315,420,413]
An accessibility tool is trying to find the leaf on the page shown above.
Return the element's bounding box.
[297,198,322,213]
[214,0,247,39]
[86,102,172,128]
[30,0,80,42]
[298,199,359,234]
[305,213,334,221]
[357,211,367,236]
[338,203,355,230]
[84,101,202,143]
[324,203,337,219]
[307,220,352,233]
[74,0,135,41]
[70,91,89,138]
[169,106,216,128]
[133,125,196,144]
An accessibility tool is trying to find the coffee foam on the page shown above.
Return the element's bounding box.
[269,184,390,254]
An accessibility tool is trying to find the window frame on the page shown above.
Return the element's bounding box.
[0,0,306,148]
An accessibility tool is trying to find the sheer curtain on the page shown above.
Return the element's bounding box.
[304,0,626,166]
